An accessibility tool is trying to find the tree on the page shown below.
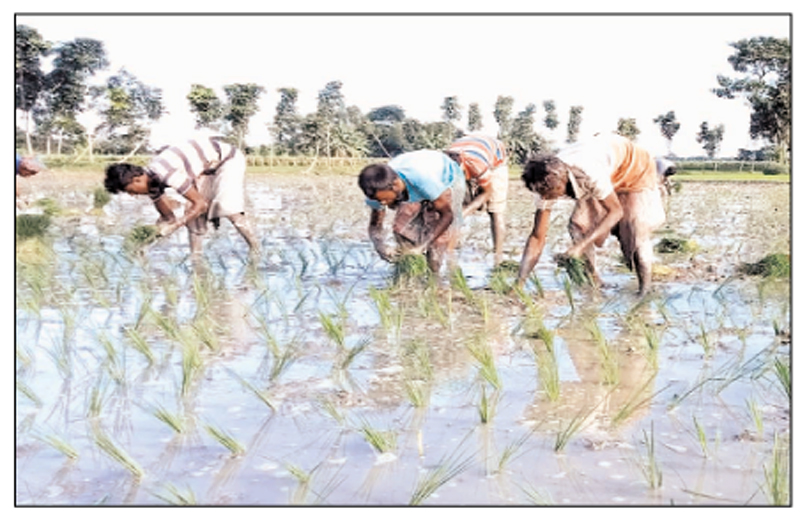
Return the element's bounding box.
[187,84,224,131]
[440,96,462,143]
[507,104,546,164]
[493,95,514,142]
[224,83,265,150]
[696,121,725,159]
[543,99,559,131]
[467,103,483,132]
[93,69,164,154]
[41,37,108,157]
[270,87,303,154]
[653,110,681,156]
[364,105,407,157]
[713,36,790,164]
[616,118,640,141]
[566,105,583,144]
[15,25,50,153]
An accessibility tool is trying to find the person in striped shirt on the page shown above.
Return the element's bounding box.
[517,133,667,296]
[444,134,510,266]
[104,136,259,256]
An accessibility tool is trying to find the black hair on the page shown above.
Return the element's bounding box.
[521,154,568,193]
[104,163,146,193]
[358,163,398,199]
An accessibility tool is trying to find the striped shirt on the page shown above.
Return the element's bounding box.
[445,135,507,188]
[146,137,236,200]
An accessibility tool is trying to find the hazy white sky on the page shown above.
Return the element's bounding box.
[12,6,792,157]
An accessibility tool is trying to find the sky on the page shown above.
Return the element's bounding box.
[11,5,793,158]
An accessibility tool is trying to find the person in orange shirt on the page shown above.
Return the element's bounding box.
[444,135,510,266]
[517,133,667,296]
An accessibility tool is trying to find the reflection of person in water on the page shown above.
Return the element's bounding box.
[517,133,668,296]
[523,330,657,437]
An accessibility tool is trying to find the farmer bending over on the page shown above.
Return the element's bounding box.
[517,133,667,296]
[104,136,259,256]
[444,134,510,266]
[358,149,466,274]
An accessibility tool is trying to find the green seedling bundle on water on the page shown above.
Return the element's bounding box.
[124,225,159,250]
[16,214,52,240]
[555,255,593,287]
[738,253,790,278]
[656,236,699,254]
[392,254,429,285]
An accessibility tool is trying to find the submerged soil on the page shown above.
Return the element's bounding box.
[15,170,790,505]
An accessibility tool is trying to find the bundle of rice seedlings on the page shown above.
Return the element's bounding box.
[555,255,593,287]
[655,236,699,254]
[491,259,520,275]
[93,186,111,210]
[738,253,790,278]
[16,214,51,240]
[392,253,429,284]
[124,225,159,251]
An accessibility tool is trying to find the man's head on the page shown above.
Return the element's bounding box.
[17,156,42,178]
[104,163,149,195]
[522,154,570,199]
[358,163,406,209]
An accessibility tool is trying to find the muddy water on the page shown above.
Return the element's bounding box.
[15,171,790,505]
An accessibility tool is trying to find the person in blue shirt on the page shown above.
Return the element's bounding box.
[358,150,466,275]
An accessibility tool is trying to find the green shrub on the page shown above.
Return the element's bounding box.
[124,225,159,250]
[93,187,112,209]
[656,237,699,254]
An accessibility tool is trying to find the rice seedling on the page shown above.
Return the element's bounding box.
[204,423,245,456]
[269,341,298,382]
[123,327,155,365]
[518,483,554,505]
[92,427,145,479]
[153,405,186,434]
[555,255,594,288]
[493,430,533,475]
[16,380,42,407]
[638,422,662,489]
[610,374,662,428]
[738,253,790,278]
[191,314,221,353]
[450,267,475,305]
[698,323,715,358]
[488,267,514,295]
[359,419,397,454]
[180,337,203,397]
[587,320,619,386]
[561,275,576,312]
[226,370,275,411]
[745,397,764,438]
[124,224,159,251]
[761,432,790,505]
[409,443,473,505]
[16,214,51,240]
[338,335,371,371]
[773,357,790,401]
[553,408,591,452]
[319,311,346,350]
[368,286,404,335]
[476,385,499,424]
[392,253,430,285]
[34,431,79,460]
[529,325,560,402]
[152,483,197,505]
[317,396,347,426]
[401,339,433,382]
[287,462,315,504]
[34,197,61,216]
[641,323,661,368]
[692,415,709,458]
[467,334,501,390]
[404,379,431,409]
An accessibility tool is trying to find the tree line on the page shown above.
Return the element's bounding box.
[16,25,790,165]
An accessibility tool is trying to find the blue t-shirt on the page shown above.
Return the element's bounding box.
[366,150,464,210]
[16,153,22,175]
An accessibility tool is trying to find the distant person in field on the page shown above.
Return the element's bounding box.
[654,157,678,196]
[444,134,510,266]
[104,136,259,256]
[358,149,466,274]
[517,133,668,296]
[16,153,43,208]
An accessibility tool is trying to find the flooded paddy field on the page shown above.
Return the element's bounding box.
[15,170,790,505]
